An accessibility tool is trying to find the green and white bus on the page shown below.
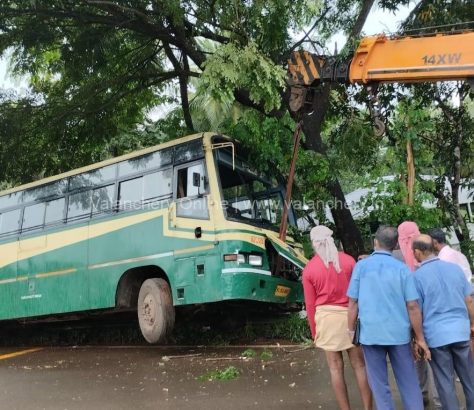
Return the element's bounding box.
[0,133,306,343]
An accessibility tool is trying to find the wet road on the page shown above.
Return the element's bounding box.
[3,344,464,410]
[0,344,401,410]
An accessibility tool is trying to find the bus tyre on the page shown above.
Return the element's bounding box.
[137,278,175,344]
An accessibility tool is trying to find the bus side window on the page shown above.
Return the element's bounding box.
[22,202,46,233]
[92,185,115,215]
[0,208,22,236]
[177,163,205,199]
[45,197,66,225]
[177,168,188,199]
[143,169,172,202]
[118,177,142,210]
[175,162,209,219]
[67,190,92,221]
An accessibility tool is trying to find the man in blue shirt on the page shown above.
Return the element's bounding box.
[347,226,430,410]
[413,234,474,410]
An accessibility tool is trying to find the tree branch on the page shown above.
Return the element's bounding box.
[2,4,209,69]
[180,53,194,131]
[285,5,330,57]
[348,0,376,39]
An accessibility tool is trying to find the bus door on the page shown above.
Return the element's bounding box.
[171,160,217,303]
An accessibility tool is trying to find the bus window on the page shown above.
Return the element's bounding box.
[216,150,290,230]
[175,162,208,219]
[176,168,188,199]
[0,208,21,235]
[69,165,116,191]
[143,169,172,201]
[22,203,46,232]
[22,180,67,203]
[118,148,173,178]
[67,190,92,221]
[176,163,205,199]
[118,177,142,209]
[0,191,21,210]
[45,197,66,225]
[174,140,203,164]
[92,185,115,215]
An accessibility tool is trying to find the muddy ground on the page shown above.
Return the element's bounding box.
[1,344,407,410]
[0,313,466,409]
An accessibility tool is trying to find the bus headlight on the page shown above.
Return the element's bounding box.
[224,254,246,263]
[248,254,263,266]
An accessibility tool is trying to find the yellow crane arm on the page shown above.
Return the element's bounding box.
[351,32,474,84]
[288,31,474,113]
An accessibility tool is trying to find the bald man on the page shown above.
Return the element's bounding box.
[413,234,474,410]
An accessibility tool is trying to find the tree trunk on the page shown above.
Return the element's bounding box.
[180,54,194,132]
[300,84,365,258]
[406,140,415,205]
[293,0,376,257]
[450,102,471,261]
[326,179,366,257]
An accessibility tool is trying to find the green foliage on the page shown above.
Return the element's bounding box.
[351,99,443,231]
[360,178,444,229]
[326,111,381,178]
[229,111,294,168]
[266,313,312,343]
[95,111,188,160]
[402,0,473,32]
[2,0,471,259]
[260,350,274,360]
[197,366,240,381]
[0,0,325,184]
[241,348,257,358]
[172,313,311,345]
[200,42,286,113]
[197,0,323,57]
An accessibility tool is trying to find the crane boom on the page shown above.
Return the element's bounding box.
[350,32,474,84]
[288,31,474,114]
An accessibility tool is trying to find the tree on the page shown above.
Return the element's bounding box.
[399,0,474,260]
[415,83,474,260]
[1,0,457,258]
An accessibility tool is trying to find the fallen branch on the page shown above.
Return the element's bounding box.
[161,353,202,360]
[277,343,312,353]
[205,356,250,361]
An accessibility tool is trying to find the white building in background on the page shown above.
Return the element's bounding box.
[344,176,473,221]
[298,176,474,248]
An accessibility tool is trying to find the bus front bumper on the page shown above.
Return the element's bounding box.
[220,271,303,304]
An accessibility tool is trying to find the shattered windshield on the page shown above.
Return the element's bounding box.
[216,149,288,230]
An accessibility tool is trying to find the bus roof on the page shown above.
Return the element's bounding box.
[0,132,211,197]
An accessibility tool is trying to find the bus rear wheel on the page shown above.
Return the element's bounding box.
[137,278,175,344]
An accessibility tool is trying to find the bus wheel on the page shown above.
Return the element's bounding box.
[137,278,175,344]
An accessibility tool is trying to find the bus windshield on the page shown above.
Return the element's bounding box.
[216,149,289,230]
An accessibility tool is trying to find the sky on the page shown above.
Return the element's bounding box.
[327,2,414,52]
[0,2,416,94]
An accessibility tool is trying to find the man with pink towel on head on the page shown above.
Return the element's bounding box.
[397,221,441,409]
[397,221,420,272]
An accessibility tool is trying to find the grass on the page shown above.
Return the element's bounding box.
[260,350,273,360]
[241,348,257,358]
[173,312,312,346]
[267,313,312,343]
[197,366,240,381]
[0,311,312,347]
